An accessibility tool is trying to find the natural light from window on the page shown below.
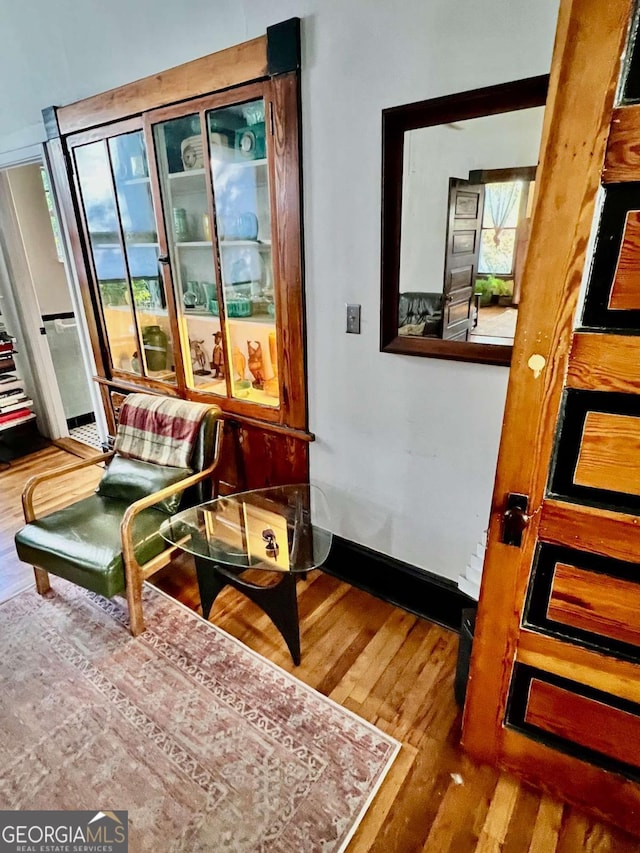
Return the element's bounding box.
[477,180,523,275]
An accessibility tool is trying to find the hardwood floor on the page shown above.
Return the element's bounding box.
[1,446,638,852]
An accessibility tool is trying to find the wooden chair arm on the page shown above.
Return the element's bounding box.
[120,418,224,577]
[22,450,114,523]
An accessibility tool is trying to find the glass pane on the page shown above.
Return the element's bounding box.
[74,141,139,374]
[109,132,175,384]
[208,99,279,407]
[40,167,64,261]
[478,228,516,274]
[153,115,225,395]
[481,182,523,229]
[42,317,94,420]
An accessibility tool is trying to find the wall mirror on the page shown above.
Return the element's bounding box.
[380,75,549,365]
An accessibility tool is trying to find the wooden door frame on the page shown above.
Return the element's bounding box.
[462,0,635,810]
[0,156,108,443]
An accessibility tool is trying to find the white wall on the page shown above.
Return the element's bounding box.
[0,0,560,581]
[6,164,72,316]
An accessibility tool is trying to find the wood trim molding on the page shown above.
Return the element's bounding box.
[538,499,640,562]
[603,105,640,181]
[523,543,640,661]
[323,535,474,631]
[45,137,109,379]
[517,630,640,703]
[56,35,268,136]
[548,389,640,513]
[580,184,640,330]
[382,335,513,365]
[568,332,640,392]
[468,165,538,184]
[92,376,315,442]
[507,664,640,780]
[266,17,301,76]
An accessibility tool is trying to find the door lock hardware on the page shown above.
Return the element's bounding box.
[501,492,529,547]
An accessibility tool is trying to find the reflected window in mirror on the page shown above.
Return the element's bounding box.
[381,76,549,365]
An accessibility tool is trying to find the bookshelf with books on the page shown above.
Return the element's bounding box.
[0,326,46,461]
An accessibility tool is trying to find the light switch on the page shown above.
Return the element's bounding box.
[346,304,361,334]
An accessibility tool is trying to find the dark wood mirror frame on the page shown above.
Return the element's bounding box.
[380,74,550,366]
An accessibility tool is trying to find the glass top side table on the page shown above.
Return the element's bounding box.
[159,484,333,664]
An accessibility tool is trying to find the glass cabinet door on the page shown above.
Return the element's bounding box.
[153,114,226,396]
[153,101,279,408]
[208,99,279,407]
[73,131,176,384]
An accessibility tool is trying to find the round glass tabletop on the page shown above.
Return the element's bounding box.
[159,484,333,574]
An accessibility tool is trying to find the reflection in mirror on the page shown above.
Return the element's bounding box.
[399,108,543,344]
[380,76,549,365]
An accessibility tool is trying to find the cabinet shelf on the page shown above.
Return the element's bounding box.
[122,176,151,185]
[169,169,205,180]
[228,315,276,326]
[220,158,268,169]
[220,240,271,249]
[167,170,207,194]
[183,309,275,326]
[193,376,226,391]
[104,304,169,315]
[176,241,213,248]
[192,378,277,408]
[93,242,159,249]
[183,309,220,318]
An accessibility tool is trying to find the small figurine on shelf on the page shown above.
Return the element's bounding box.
[232,346,246,381]
[247,340,265,390]
[190,339,211,376]
[211,332,225,379]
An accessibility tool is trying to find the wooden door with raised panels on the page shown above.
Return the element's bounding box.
[462,0,640,835]
[442,180,484,341]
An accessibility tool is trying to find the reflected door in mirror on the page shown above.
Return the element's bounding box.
[444,181,484,341]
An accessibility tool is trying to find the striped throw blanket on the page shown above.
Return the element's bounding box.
[114,394,216,469]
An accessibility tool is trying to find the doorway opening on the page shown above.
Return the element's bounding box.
[443,167,536,345]
[0,157,105,454]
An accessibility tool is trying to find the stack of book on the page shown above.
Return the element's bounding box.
[0,374,35,431]
[0,324,45,461]
[0,332,15,375]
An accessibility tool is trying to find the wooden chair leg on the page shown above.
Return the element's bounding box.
[34,567,50,596]
[126,574,145,637]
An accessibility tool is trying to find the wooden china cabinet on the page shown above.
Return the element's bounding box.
[43,20,310,493]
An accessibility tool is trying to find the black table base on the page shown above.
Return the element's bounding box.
[195,557,301,665]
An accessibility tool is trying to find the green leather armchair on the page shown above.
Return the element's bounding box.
[15,406,223,636]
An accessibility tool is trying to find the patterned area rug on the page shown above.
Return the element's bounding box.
[0,581,399,852]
